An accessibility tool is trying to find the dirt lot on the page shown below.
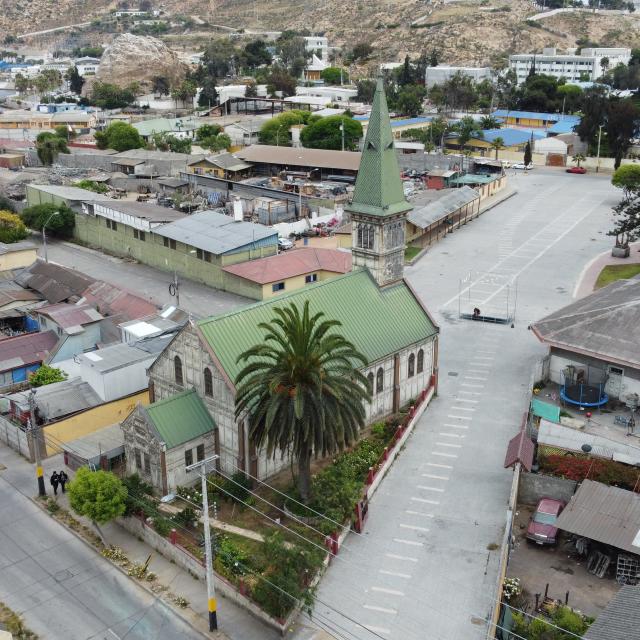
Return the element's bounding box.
[506,505,620,618]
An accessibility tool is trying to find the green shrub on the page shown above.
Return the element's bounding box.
[209,471,252,505]
[153,517,172,537]
[172,507,197,528]
[217,536,249,577]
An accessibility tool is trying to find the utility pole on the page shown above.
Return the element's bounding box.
[186,455,219,631]
[41,210,59,263]
[28,389,46,497]
[596,124,603,173]
[168,271,180,308]
[340,120,345,152]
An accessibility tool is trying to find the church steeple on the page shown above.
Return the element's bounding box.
[348,75,412,287]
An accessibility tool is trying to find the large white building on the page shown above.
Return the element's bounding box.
[304,36,329,62]
[425,65,492,88]
[509,47,631,84]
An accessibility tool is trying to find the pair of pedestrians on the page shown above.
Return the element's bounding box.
[50,470,68,496]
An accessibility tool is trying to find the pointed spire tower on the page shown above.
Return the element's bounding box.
[348,75,412,288]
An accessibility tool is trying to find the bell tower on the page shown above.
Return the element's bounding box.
[347,75,412,288]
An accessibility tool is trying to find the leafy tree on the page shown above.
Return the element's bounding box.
[612,164,640,193]
[68,468,127,542]
[275,33,309,77]
[320,67,348,86]
[453,116,482,147]
[393,85,426,117]
[610,191,640,248]
[202,133,231,152]
[94,121,145,152]
[512,604,590,640]
[350,42,373,62]
[197,74,218,108]
[572,154,586,169]
[356,79,376,103]
[235,301,371,502]
[428,49,439,67]
[259,110,310,145]
[73,179,108,194]
[518,73,561,112]
[90,82,135,109]
[151,75,170,95]
[495,69,519,111]
[201,38,240,79]
[480,116,501,130]
[607,99,640,169]
[29,364,67,387]
[524,141,532,166]
[21,203,75,238]
[245,81,258,98]
[243,39,272,69]
[300,115,363,151]
[490,137,505,160]
[0,210,28,243]
[576,85,609,148]
[71,45,104,58]
[196,124,223,141]
[266,67,297,97]
[557,83,583,114]
[35,132,69,166]
[14,73,30,94]
[152,133,192,154]
[397,55,415,87]
[65,66,84,95]
[435,72,477,112]
[171,79,197,108]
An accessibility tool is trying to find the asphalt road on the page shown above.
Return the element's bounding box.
[299,168,619,640]
[0,445,206,640]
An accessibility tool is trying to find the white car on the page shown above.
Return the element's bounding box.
[278,237,294,251]
[512,162,534,170]
[500,160,511,169]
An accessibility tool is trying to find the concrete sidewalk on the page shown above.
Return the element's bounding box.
[573,240,640,298]
[4,446,280,640]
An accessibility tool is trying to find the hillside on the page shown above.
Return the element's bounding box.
[3,0,640,68]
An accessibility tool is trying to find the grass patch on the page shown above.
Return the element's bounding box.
[0,601,38,638]
[405,245,422,262]
[595,263,640,289]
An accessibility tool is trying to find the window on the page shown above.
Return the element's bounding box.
[174,355,183,386]
[408,353,415,378]
[417,349,424,374]
[204,251,212,263]
[376,367,384,394]
[139,231,145,242]
[134,449,142,469]
[106,219,117,231]
[133,229,146,241]
[163,237,176,250]
[143,453,151,473]
[163,236,169,247]
[196,248,203,260]
[184,448,193,467]
[272,282,285,292]
[305,274,318,284]
[170,238,176,250]
[357,223,374,250]
[196,444,205,462]
[204,367,213,397]
[367,372,374,394]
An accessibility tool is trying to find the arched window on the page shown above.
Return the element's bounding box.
[174,355,183,386]
[376,367,384,394]
[204,367,213,397]
[359,223,374,250]
[357,224,364,248]
[367,372,374,395]
[408,353,415,378]
[417,349,424,374]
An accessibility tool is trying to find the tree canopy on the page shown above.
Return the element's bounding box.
[95,121,145,152]
[29,364,67,387]
[90,82,136,109]
[259,110,314,146]
[0,210,28,244]
[612,164,640,193]
[235,301,371,501]
[65,66,84,95]
[68,467,127,525]
[320,67,348,86]
[35,132,69,166]
[300,115,363,151]
[21,203,75,238]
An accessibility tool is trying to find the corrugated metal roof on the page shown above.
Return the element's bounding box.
[531,276,640,369]
[504,429,534,472]
[78,342,159,373]
[189,152,252,172]
[476,128,546,146]
[0,330,57,372]
[89,200,186,223]
[492,110,581,123]
[235,145,361,171]
[408,186,479,230]
[145,389,216,449]
[36,303,103,329]
[555,479,640,555]
[64,423,124,462]
[16,261,96,304]
[197,268,438,384]
[79,281,157,322]
[156,210,278,256]
[27,184,111,202]
[222,247,352,284]
[584,585,640,640]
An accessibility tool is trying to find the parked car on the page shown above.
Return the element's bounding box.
[526,498,565,545]
[513,162,534,170]
[501,160,511,169]
[566,166,587,174]
[278,237,294,251]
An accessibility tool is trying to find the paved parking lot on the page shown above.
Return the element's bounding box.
[298,169,620,640]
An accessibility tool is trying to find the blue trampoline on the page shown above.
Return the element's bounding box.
[560,383,608,408]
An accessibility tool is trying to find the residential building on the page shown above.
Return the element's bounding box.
[121,389,216,493]
[531,276,640,401]
[73,57,100,76]
[295,86,358,103]
[132,117,199,142]
[425,65,491,89]
[0,110,97,130]
[0,241,37,271]
[146,76,439,481]
[186,153,253,180]
[16,260,96,304]
[509,47,631,84]
[303,54,329,82]
[222,247,352,300]
[109,149,203,177]
[446,127,546,154]
[118,307,187,343]
[78,281,158,324]
[492,110,580,129]
[425,169,460,190]
[304,36,329,62]
[0,330,58,390]
[25,184,110,211]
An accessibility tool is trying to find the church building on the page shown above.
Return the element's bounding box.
[125,77,440,487]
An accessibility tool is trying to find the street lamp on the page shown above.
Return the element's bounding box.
[42,211,59,263]
[186,455,219,631]
[596,124,604,174]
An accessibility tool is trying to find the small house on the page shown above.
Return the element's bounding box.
[425,169,459,190]
[187,153,253,181]
[0,330,58,390]
[121,389,217,493]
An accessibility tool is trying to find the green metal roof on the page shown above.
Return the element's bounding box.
[145,389,216,449]
[197,269,437,385]
[349,76,412,218]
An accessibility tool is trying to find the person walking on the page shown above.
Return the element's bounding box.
[58,470,68,494]
[50,471,59,496]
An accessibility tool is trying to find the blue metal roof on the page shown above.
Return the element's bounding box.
[477,128,546,146]
[492,109,580,123]
[548,120,579,134]
[355,116,434,128]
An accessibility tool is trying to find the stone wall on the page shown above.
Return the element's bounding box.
[0,415,31,460]
[518,471,578,506]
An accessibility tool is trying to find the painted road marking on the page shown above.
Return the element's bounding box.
[405,510,434,518]
[417,485,445,492]
[411,496,440,505]
[461,383,484,388]
[371,586,406,597]
[447,414,472,420]
[439,432,465,439]
[422,472,449,479]
[386,553,418,562]
[451,406,475,411]
[399,524,430,533]
[472,356,494,361]
[436,442,462,448]
[364,625,392,635]
[459,391,481,396]
[467,369,489,374]
[463,376,487,381]
[443,424,468,430]
[426,462,453,469]
[393,538,424,547]
[454,398,478,403]
[363,604,397,615]
[379,569,412,579]
[432,451,458,458]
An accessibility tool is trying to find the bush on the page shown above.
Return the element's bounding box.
[539,453,640,490]
[153,517,172,537]
[21,203,75,238]
[0,210,28,244]
[216,536,249,578]
[172,506,197,528]
[73,179,108,194]
[28,364,67,387]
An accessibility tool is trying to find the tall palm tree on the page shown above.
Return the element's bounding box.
[572,153,586,168]
[491,136,505,160]
[235,301,371,502]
